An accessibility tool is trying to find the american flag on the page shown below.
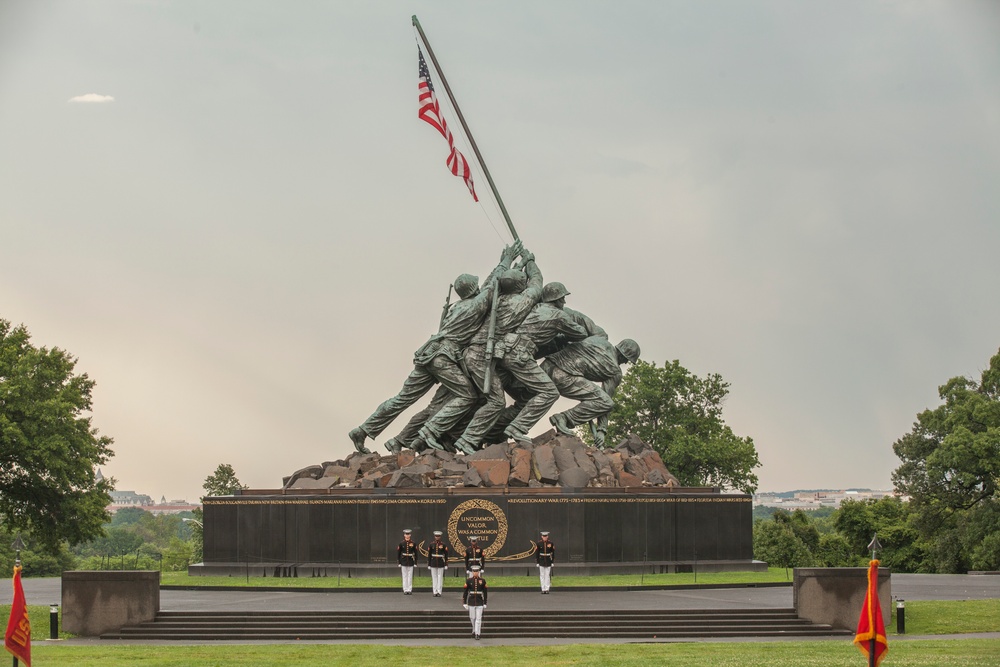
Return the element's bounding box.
[418,48,478,202]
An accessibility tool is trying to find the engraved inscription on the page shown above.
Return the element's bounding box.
[447,499,508,557]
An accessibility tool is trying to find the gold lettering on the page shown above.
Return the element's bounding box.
[11,615,30,645]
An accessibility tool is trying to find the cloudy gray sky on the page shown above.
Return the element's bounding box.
[2,1,998,503]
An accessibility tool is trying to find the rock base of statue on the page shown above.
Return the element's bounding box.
[284,432,681,491]
[194,434,757,577]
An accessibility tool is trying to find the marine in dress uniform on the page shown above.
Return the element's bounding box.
[397,529,418,594]
[536,531,555,593]
[427,530,449,597]
[462,564,488,640]
[464,536,485,577]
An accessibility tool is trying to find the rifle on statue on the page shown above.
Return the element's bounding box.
[440,283,454,329]
[482,281,501,393]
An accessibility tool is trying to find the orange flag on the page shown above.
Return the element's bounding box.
[4,564,31,667]
[853,559,888,667]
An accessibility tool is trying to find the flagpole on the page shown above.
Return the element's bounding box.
[868,534,880,667]
[11,536,21,667]
[14,535,19,667]
[412,15,520,242]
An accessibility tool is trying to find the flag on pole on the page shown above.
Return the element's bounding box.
[4,564,31,667]
[853,559,888,667]
[418,47,478,202]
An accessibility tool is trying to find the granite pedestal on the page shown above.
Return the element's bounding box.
[194,486,757,577]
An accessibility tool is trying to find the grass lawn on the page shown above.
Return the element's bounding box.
[28,639,1000,666]
[0,604,72,639]
[7,599,999,665]
[891,598,1000,636]
[6,599,997,641]
[160,567,796,589]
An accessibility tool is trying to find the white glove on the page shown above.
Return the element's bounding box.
[463,604,469,610]
[483,605,487,609]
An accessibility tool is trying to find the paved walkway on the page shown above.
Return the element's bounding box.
[22,573,1000,647]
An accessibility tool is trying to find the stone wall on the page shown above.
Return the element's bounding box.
[793,567,891,630]
[61,570,159,637]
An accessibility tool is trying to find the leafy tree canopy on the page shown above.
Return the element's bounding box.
[892,348,1000,572]
[0,319,114,551]
[203,463,247,499]
[834,497,930,572]
[110,506,148,527]
[752,515,815,571]
[602,360,761,493]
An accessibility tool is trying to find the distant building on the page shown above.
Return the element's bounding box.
[102,470,200,514]
[752,489,898,510]
[108,490,154,507]
[148,498,201,516]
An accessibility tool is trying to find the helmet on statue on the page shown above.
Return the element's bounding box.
[454,274,480,298]
[499,269,527,294]
[542,282,570,303]
[615,339,641,363]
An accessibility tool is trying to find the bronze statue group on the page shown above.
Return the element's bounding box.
[350,242,640,455]
[397,528,555,640]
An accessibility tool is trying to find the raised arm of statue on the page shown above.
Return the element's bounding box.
[481,243,521,297]
[523,256,543,303]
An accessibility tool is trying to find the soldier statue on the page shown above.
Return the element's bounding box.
[348,242,522,454]
[450,252,544,453]
[542,336,640,447]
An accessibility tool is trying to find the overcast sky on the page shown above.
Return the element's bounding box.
[1,1,998,503]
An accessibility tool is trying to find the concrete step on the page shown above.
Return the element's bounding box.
[103,608,851,640]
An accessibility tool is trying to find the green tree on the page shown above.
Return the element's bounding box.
[110,506,148,527]
[602,360,761,493]
[0,528,77,576]
[0,319,114,551]
[775,509,820,552]
[203,463,248,498]
[88,526,144,558]
[189,506,204,563]
[753,518,815,575]
[190,464,245,564]
[833,497,930,572]
[816,533,855,567]
[162,536,193,572]
[892,348,1000,573]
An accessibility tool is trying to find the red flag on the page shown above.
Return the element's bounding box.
[853,559,888,667]
[4,564,31,667]
[418,48,478,202]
